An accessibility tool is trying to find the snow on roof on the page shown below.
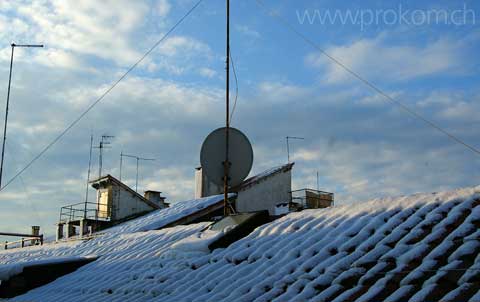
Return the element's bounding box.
[0,195,224,281]
[103,194,226,233]
[2,186,480,301]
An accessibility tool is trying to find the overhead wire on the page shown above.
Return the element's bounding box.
[229,49,239,123]
[255,0,480,157]
[0,0,205,192]
[4,144,41,222]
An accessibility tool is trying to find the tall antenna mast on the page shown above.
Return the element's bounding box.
[0,43,43,188]
[95,135,114,177]
[121,153,155,192]
[84,134,93,219]
[223,0,231,216]
[286,136,305,163]
[119,151,123,181]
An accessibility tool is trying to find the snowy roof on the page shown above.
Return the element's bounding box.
[102,194,226,233]
[2,186,480,301]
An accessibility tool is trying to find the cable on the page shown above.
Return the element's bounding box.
[0,0,205,192]
[255,0,480,157]
[229,50,239,123]
[4,144,41,222]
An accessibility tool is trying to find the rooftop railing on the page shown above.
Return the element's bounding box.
[1,232,43,250]
[59,202,112,223]
[290,188,334,209]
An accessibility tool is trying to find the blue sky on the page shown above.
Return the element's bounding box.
[0,0,479,237]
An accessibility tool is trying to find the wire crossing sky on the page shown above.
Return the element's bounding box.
[0,0,205,192]
[256,0,480,157]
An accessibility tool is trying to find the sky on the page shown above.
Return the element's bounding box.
[0,0,479,237]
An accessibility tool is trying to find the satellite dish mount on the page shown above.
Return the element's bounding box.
[201,0,254,216]
[201,128,254,215]
[224,0,231,215]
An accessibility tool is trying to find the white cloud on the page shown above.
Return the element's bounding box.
[11,0,149,66]
[439,100,480,122]
[416,91,480,123]
[33,48,85,70]
[158,36,212,58]
[199,67,217,78]
[306,34,469,84]
[292,140,478,204]
[0,0,218,82]
[257,81,309,103]
[156,0,171,17]
[236,25,261,39]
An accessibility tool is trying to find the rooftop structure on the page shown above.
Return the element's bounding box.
[1,186,479,301]
[56,175,168,240]
[232,163,295,215]
[196,162,333,215]
[290,188,334,210]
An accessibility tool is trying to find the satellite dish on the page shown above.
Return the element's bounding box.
[200,127,253,187]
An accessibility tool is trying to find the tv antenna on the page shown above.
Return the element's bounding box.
[0,43,43,188]
[286,136,304,163]
[120,152,155,192]
[94,135,114,178]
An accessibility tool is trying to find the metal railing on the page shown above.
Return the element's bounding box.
[1,232,44,250]
[290,188,334,209]
[59,202,112,223]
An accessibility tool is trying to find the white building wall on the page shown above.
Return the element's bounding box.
[111,185,155,221]
[236,170,292,215]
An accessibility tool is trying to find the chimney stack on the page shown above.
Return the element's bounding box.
[144,190,167,208]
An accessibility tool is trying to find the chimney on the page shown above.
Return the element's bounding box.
[195,167,203,199]
[144,190,167,208]
[194,166,222,198]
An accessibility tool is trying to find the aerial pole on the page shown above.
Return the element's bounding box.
[98,142,102,177]
[121,153,154,192]
[84,134,93,219]
[119,151,123,181]
[223,0,231,216]
[135,158,139,192]
[96,135,113,178]
[0,43,43,188]
[286,136,305,163]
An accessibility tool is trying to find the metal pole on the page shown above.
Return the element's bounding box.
[0,43,42,189]
[0,45,15,188]
[286,136,305,163]
[119,151,123,181]
[135,158,139,192]
[223,0,230,216]
[84,134,93,219]
[316,171,319,191]
[98,141,103,178]
[286,137,290,163]
[121,153,154,192]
